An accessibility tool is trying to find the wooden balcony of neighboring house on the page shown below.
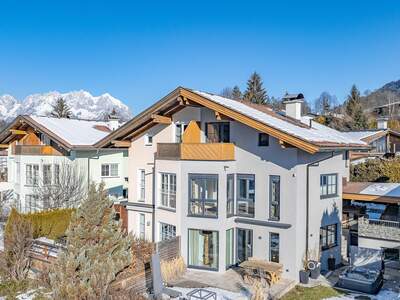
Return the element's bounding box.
[11,144,62,156]
[358,216,400,242]
[157,142,235,161]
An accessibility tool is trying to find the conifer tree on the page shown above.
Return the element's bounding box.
[51,97,72,118]
[232,85,242,100]
[243,72,268,104]
[50,183,133,300]
[345,84,368,129]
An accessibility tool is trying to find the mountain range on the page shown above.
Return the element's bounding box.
[0,90,133,122]
[361,79,400,113]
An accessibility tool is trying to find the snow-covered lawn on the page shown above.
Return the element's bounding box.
[326,289,400,300]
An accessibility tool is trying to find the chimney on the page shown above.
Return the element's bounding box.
[377,117,388,130]
[283,93,304,120]
[107,111,120,131]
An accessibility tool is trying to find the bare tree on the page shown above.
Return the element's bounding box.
[34,162,87,210]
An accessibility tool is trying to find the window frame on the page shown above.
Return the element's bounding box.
[160,222,176,241]
[269,232,280,263]
[236,174,255,218]
[159,173,177,210]
[188,228,219,271]
[205,122,230,143]
[139,213,145,240]
[258,133,270,147]
[101,163,119,177]
[26,164,39,186]
[138,169,146,202]
[43,164,52,186]
[144,134,153,146]
[320,223,338,250]
[320,173,338,199]
[269,175,280,221]
[188,174,218,218]
[227,174,235,218]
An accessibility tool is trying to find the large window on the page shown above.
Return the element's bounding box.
[237,175,255,217]
[189,174,218,217]
[269,233,280,263]
[138,169,145,201]
[237,228,253,263]
[320,224,338,250]
[188,229,219,270]
[43,164,52,185]
[101,163,118,177]
[139,214,145,240]
[25,194,38,212]
[269,175,280,221]
[320,174,338,198]
[54,164,60,185]
[205,122,230,143]
[26,164,39,186]
[227,174,234,217]
[160,173,176,209]
[226,229,234,268]
[160,223,176,241]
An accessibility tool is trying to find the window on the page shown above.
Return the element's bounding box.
[175,123,188,143]
[25,194,38,212]
[227,174,234,217]
[188,229,219,270]
[270,233,279,263]
[236,175,255,217]
[258,133,269,146]
[320,224,338,250]
[320,174,338,198]
[145,134,153,146]
[54,164,60,185]
[160,173,176,209]
[237,228,253,263]
[138,169,145,201]
[189,174,218,217]
[269,176,280,221]
[43,164,52,185]
[101,163,118,177]
[139,214,145,240]
[160,223,176,241]
[26,164,39,185]
[226,229,234,268]
[205,122,230,143]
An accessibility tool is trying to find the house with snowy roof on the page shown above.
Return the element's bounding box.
[0,115,128,212]
[94,86,369,281]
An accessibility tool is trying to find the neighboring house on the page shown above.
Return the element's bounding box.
[343,182,400,262]
[95,87,367,281]
[343,118,400,163]
[0,115,128,212]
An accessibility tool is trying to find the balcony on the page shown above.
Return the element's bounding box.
[157,143,235,161]
[12,145,62,156]
[358,217,400,242]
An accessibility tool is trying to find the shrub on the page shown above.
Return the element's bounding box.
[5,208,74,241]
[350,157,400,182]
[161,256,186,283]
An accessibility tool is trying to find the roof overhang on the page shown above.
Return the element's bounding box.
[343,192,400,205]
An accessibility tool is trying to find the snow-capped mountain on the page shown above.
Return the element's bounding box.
[0,90,132,122]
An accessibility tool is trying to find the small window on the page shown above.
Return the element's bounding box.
[43,164,52,185]
[101,164,119,177]
[54,164,60,185]
[145,134,153,146]
[138,169,145,201]
[269,175,280,221]
[206,122,230,143]
[320,224,338,250]
[320,174,338,198]
[26,164,39,186]
[227,174,234,217]
[270,233,280,263]
[160,173,176,209]
[160,223,176,241]
[139,214,145,240]
[258,133,269,146]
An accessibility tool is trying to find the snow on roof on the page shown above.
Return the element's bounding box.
[192,90,366,146]
[30,116,111,146]
[360,183,400,198]
[342,130,384,142]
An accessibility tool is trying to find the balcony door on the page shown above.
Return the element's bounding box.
[205,122,230,143]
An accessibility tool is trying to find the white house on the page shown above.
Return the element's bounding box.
[95,87,367,281]
[0,115,128,212]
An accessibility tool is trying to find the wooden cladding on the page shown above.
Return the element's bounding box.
[12,145,62,156]
[157,143,235,161]
[182,120,201,143]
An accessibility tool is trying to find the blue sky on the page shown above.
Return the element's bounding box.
[0,0,399,113]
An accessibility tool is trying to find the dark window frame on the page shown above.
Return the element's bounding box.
[258,133,269,146]
[320,173,338,199]
[236,174,255,218]
[269,232,280,263]
[236,228,253,263]
[187,228,219,271]
[227,174,235,218]
[205,122,230,143]
[188,174,219,218]
[269,175,280,221]
[320,223,338,250]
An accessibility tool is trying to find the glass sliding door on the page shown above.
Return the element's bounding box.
[188,229,219,270]
[226,229,234,268]
[237,228,253,263]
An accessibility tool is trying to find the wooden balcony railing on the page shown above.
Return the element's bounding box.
[12,145,62,156]
[157,143,235,161]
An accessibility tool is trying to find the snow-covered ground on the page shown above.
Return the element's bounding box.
[326,289,400,300]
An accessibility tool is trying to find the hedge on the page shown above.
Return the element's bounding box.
[5,208,74,241]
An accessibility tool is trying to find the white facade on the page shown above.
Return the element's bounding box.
[125,105,349,281]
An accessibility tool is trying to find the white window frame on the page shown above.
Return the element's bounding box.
[43,164,52,185]
[144,134,153,146]
[101,163,119,177]
[138,169,145,202]
[159,173,176,209]
[139,213,145,240]
[160,222,176,241]
[175,122,188,143]
[26,164,39,186]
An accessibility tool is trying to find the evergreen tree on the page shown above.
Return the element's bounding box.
[231,85,242,100]
[345,85,368,129]
[50,183,133,300]
[51,97,72,118]
[243,72,268,104]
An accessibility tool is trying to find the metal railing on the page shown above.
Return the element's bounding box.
[360,217,400,229]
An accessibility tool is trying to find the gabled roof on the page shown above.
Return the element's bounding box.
[95,87,368,154]
[0,115,112,151]
[343,129,400,145]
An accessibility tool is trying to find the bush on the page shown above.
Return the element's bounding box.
[161,256,186,283]
[350,157,400,182]
[5,208,74,241]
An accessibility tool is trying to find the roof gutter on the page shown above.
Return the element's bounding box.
[305,151,334,262]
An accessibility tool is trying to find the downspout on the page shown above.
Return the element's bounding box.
[151,152,156,242]
[305,151,334,262]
